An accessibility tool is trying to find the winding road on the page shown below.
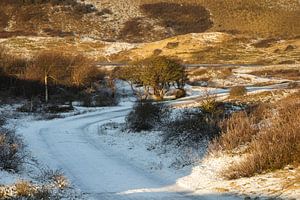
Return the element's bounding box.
[21,106,238,200]
[19,80,295,200]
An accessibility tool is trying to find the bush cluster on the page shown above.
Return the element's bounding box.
[0,128,27,172]
[163,109,222,148]
[211,93,300,179]
[229,86,247,97]
[0,169,72,199]
[0,47,116,108]
[125,102,170,132]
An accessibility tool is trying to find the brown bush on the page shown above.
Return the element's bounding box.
[26,51,99,87]
[0,128,27,172]
[252,38,278,48]
[229,86,247,97]
[210,112,257,153]
[166,42,179,49]
[15,181,34,197]
[153,49,162,56]
[215,93,300,179]
[251,69,300,80]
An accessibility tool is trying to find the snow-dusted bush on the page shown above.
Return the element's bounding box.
[163,109,222,148]
[0,128,27,172]
[125,102,170,132]
[0,168,81,200]
[0,116,6,126]
[81,94,117,107]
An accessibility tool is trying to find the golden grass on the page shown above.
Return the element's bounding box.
[214,92,300,179]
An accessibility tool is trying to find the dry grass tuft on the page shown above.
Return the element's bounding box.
[15,181,34,197]
[250,69,300,80]
[229,86,247,97]
[214,93,300,179]
[209,111,257,153]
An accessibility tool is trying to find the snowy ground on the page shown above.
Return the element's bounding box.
[1,70,299,199]
[12,101,240,200]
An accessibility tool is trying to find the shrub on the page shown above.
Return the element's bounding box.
[229,86,247,97]
[37,169,69,190]
[200,92,221,114]
[34,186,52,200]
[210,112,257,152]
[116,56,186,101]
[15,181,34,197]
[174,88,186,99]
[252,38,278,48]
[125,102,169,132]
[166,42,179,49]
[215,93,300,179]
[80,91,117,107]
[153,49,162,56]
[0,128,27,172]
[0,116,5,126]
[163,109,222,148]
[288,81,300,89]
[45,105,74,113]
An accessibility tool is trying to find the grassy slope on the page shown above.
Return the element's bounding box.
[0,0,299,42]
[0,0,299,64]
[1,32,299,65]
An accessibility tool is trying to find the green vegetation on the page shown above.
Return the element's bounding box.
[115,56,186,100]
[125,102,170,132]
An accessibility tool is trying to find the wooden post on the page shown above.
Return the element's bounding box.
[45,74,48,103]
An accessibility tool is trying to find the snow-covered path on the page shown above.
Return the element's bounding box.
[20,106,238,200]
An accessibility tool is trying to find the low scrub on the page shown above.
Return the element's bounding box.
[163,107,224,148]
[250,69,300,80]
[0,128,27,172]
[125,102,170,132]
[210,111,258,152]
[0,169,77,199]
[212,93,300,179]
[229,86,247,97]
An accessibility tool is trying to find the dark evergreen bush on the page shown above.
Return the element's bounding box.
[125,102,170,132]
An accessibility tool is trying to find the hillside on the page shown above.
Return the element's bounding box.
[2,32,299,65]
[0,0,299,42]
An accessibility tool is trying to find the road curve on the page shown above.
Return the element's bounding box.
[21,107,238,200]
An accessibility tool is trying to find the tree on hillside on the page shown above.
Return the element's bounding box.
[25,51,99,103]
[25,52,71,102]
[115,56,186,101]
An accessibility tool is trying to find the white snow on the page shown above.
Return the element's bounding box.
[104,42,137,56]
[1,70,298,199]
[12,101,240,200]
